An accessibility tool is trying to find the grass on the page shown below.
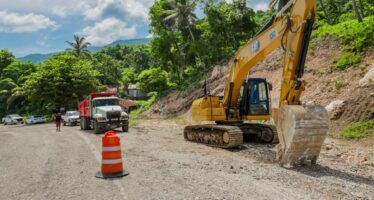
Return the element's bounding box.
[311,16,373,71]
[340,121,374,139]
[313,16,374,52]
[128,119,138,126]
[334,52,361,71]
[133,92,158,113]
[332,79,344,91]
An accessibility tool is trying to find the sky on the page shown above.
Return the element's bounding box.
[0,0,270,57]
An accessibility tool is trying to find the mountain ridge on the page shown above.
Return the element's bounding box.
[17,38,151,63]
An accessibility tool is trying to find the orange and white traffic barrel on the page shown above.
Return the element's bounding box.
[95,131,129,178]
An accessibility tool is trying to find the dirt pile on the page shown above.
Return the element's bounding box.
[147,65,229,118]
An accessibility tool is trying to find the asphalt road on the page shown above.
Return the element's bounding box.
[0,122,373,200]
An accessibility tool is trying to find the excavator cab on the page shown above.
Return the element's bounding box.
[239,78,271,116]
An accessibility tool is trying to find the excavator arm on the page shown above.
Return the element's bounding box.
[223,0,315,114]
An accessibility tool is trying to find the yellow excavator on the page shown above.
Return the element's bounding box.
[184,0,329,166]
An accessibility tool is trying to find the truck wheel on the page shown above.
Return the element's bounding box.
[63,120,66,126]
[122,125,129,132]
[93,121,100,134]
[80,118,83,130]
[82,117,89,130]
[85,118,91,130]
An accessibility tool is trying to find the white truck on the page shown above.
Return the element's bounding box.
[79,92,129,134]
[62,111,80,126]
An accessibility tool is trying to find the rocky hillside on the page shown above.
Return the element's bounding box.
[148,38,374,134]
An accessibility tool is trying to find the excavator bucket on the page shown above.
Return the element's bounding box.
[276,105,329,167]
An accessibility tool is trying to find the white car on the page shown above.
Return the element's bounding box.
[62,111,80,126]
[2,114,24,125]
[25,115,46,125]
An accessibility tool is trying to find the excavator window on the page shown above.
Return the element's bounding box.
[239,78,270,116]
[247,79,270,115]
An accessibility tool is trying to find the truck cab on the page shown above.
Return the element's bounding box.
[79,92,129,134]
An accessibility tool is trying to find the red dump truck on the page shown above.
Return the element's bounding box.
[79,92,129,134]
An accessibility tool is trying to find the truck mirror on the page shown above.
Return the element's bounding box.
[268,83,273,91]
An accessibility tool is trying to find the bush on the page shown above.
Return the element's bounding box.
[340,121,374,139]
[334,52,361,70]
[178,63,209,91]
[313,16,374,52]
[137,68,175,93]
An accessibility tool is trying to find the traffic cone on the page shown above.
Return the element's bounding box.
[95,130,129,178]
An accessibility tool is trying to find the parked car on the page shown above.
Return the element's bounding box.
[25,115,46,125]
[62,111,80,126]
[2,114,24,125]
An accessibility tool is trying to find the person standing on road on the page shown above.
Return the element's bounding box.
[55,113,62,132]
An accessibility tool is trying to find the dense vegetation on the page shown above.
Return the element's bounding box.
[0,0,373,119]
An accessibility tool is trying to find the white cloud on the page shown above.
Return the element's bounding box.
[253,2,268,11]
[224,0,270,11]
[36,35,49,47]
[52,6,67,18]
[80,17,136,45]
[0,10,58,33]
[146,33,153,39]
[83,0,152,23]
[0,0,95,17]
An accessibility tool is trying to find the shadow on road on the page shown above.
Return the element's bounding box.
[228,143,374,186]
[291,164,374,186]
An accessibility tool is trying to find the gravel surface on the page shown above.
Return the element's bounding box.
[0,121,373,200]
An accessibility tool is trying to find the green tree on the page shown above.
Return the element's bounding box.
[0,61,37,114]
[66,35,91,56]
[121,67,137,95]
[20,52,102,110]
[150,0,186,81]
[123,46,153,72]
[2,61,36,85]
[100,44,133,60]
[162,0,198,41]
[197,0,257,61]
[137,68,173,93]
[0,49,15,74]
[92,53,122,86]
[0,78,19,113]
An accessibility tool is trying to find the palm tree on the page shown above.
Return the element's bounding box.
[66,35,91,56]
[0,78,23,111]
[162,0,198,41]
[159,0,199,82]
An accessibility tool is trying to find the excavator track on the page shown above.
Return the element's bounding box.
[184,123,278,149]
[184,125,243,148]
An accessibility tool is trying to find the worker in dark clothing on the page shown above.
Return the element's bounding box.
[55,113,62,132]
